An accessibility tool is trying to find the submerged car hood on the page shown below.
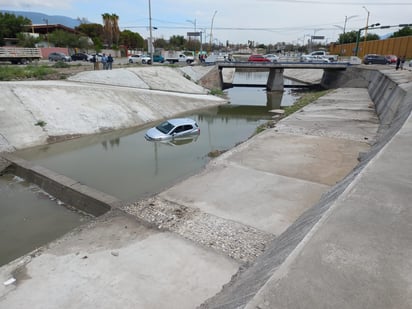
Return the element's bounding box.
[144,127,171,141]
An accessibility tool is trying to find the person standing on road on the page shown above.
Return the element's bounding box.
[396,56,401,70]
[400,56,406,70]
[92,54,99,70]
[101,53,107,70]
[107,54,113,70]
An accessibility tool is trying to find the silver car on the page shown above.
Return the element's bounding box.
[144,118,200,141]
[48,52,71,62]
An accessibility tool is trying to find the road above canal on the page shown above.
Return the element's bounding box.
[1,65,412,309]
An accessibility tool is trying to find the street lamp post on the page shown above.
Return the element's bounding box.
[209,10,217,52]
[186,19,196,32]
[362,6,370,46]
[343,15,358,34]
[42,18,49,48]
[148,0,153,64]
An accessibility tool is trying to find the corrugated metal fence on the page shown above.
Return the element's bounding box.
[329,35,412,58]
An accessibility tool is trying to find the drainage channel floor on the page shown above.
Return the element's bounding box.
[0,173,91,266]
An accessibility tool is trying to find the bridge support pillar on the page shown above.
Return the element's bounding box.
[267,68,284,91]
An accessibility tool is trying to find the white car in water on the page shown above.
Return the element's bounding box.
[144,118,200,141]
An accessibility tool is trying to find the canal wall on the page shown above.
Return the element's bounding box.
[200,67,412,308]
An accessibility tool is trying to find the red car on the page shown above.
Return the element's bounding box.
[385,55,398,64]
[248,54,271,62]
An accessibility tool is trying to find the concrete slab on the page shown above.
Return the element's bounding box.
[0,210,239,309]
[275,88,379,143]
[160,162,329,236]
[225,130,370,186]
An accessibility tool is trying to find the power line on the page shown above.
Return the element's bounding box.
[259,0,412,5]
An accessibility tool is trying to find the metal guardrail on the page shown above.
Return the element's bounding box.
[216,61,350,69]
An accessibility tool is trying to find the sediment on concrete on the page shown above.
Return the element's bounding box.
[199,68,412,308]
[1,152,119,216]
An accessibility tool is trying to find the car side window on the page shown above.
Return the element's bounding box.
[174,126,185,133]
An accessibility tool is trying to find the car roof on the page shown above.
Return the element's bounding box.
[167,118,197,126]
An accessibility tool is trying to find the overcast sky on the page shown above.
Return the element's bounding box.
[2,0,412,46]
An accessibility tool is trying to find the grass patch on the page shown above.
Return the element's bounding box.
[35,120,47,127]
[253,89,331,135]
[0,65,55,81]
[282,89,331,117]
[52,61,70,68]
[209,88,224,96]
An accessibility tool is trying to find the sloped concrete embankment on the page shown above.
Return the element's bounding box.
[0,67,225,153]
[200,67,412,308]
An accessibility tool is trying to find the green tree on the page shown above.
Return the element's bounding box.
[337,30,358,44]
[361,33,380,41]
[169,35,186,49]
[75,23,104,49]
[153,38,167,49]
[16,32,39,47]
[101,13,120,48]
[391,26,412,38]
[48,29,80,48]
[111,14,120,47]
[119,30,144,49]
[0,13,32,45]
[102,13,112,47]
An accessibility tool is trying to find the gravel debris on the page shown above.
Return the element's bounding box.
[121,197,274,263]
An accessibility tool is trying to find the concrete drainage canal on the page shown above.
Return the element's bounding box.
[0,78,304,266]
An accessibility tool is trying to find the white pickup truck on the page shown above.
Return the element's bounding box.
[165,51,195,64]
[300,50,338,62]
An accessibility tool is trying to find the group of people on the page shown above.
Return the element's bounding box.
[91,53,114,70]
[396,56,406,70]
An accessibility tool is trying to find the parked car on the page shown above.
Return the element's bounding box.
[48,52,71,62]
[363,54,389,65]
[263,54,279,62]
[385,55,397,64]
[153,54,165,63]
[248,54,271,62]
[71,53,91,61]
[409,60,412,67]
[144,118,200,141]
[301,55,330,63]
[128,54,152,64]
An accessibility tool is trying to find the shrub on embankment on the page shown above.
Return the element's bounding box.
[0,65,55,80]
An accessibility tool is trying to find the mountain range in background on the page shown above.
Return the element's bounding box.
[1,10,82,29]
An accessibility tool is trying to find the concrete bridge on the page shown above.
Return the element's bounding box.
[217,61,349,90]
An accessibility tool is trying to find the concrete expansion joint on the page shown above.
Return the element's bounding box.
[121,196,274,263]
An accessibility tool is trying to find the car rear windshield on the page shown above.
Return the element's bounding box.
[156,121,174,134]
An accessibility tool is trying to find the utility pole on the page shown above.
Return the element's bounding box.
[209,10,217,52]
[148,0,153,64]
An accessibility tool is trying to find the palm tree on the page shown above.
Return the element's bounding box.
[102,13,112,47]
[111,14,120,47]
